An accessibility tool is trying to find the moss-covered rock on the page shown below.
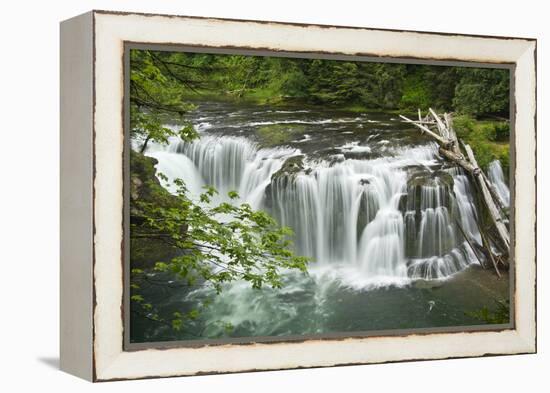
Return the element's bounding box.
[407,170,454,189]
[130,152,171,201]
[256,124,307,147]
[271,155,306,181]
[263,155,306,210]
[404,170,455,213]
[130,151,183,269]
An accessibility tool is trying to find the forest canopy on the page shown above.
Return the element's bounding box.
[130,49,510,118]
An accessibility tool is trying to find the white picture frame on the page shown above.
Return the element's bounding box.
[60,10,536,381]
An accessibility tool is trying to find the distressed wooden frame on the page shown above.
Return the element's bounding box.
[60,10,537,382]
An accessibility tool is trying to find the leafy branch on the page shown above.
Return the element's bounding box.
[130,177,310,335]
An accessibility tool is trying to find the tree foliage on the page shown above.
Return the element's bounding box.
[289,62,508,116]
[129,49,310,337]
[453,68,510,117]
[131,176,309,334]
[130,49,510,119]
[453,115,510,173]
[134,180,308,289]
[130,50,199,152]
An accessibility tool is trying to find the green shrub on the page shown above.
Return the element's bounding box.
[494,122,510,142]
[453,115,510,174]
[466,299,510,324]
[400,74,432,110]
[453,115,475,139]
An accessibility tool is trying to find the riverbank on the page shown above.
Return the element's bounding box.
[181,90,414,114]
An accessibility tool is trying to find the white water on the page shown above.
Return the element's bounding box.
[487,160,510,207]
[145,133,484,286]
[270,157,409,282]
[148,135,298,208]
[405,171,474,280]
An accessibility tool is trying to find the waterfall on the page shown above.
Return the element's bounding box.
[269,159,406,276]
[145,151,205,197]
[452,168,482,243]
[149,135,298,208]
[145,134,484,283]
[173,136,254,194]
[487,160,510,207]
[404,170,475,279]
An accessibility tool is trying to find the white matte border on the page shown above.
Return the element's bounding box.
[92,11,536,381]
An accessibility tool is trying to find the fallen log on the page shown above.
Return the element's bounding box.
[481,171,508,212]
[399,114,453,149]
[463,144,510,251]
[443,113,462,155]
[430,108,449,139]
[438,147,478,174]
[454,218,486,269]
[480,226,501,278]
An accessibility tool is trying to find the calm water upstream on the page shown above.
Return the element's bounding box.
[131,101,510,343]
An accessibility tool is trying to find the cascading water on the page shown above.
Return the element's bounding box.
[173,136,299,208]
[452,167,482,243]
[147,132,482,284]
[269,158,409,280]
[404,169,474,279]
[487,160,510,208]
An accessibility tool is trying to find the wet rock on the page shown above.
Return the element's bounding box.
[412,279,445,290]
[265,156,305,209]
[407,169,454,189]
[130,151,183,269]
[356,190,379,237]
[328,154,345,166]
[270,155,305,181]
[405,170,455,213]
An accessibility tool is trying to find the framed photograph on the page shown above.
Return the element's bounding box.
[60,10,536,381]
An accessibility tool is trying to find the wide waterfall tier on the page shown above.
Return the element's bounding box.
[267,158,409,279]
[163,135,299,208]
[145,133,484,282]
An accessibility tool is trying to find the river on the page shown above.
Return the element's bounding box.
[131,100,510,343]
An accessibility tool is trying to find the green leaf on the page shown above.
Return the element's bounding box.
[172,318,183,331]
[130,295,144,302]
